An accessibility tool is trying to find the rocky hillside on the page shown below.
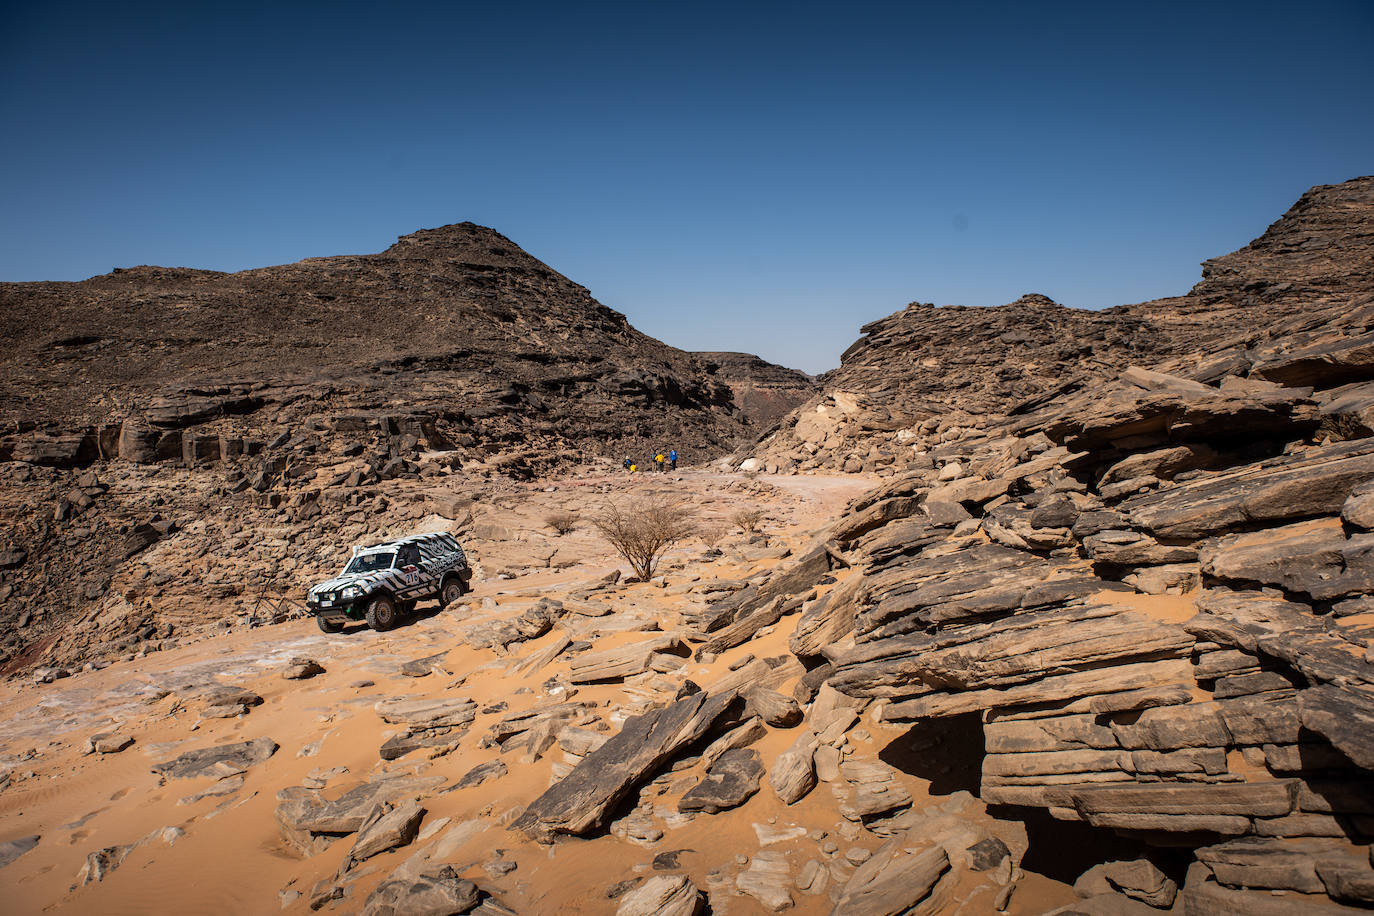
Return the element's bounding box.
[696,352,818,430]
[703,175,1374,911]
[742,176,1374,475]
[0,222,750,471]
[0,225,817,675]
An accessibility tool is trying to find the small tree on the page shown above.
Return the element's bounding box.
[545,511,579,536]
[731,508,765,534]
[593,494,696,580]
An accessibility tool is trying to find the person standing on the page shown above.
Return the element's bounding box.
[654,452,666,472]
[668,448,677,471]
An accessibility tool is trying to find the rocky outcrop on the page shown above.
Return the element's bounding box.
[802,302,1374,909]
[666,181,1374,907]
[738,176,1374,475]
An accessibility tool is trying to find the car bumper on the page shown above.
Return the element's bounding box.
[307,598,364,620]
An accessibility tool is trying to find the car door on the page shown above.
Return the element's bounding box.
[396,546,422,591]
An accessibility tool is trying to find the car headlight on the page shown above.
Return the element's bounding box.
[341,585,363,600]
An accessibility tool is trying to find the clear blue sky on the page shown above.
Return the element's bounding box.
[3,1,1371,373]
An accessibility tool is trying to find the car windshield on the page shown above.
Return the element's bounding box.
[344,552,396,574]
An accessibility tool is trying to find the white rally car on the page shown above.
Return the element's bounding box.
[306,532,471,632]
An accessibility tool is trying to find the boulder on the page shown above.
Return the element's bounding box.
[737,850,793,912]
[1298,685,1374,769]
[350,801,426,861]
[400,652,449,678]
[828,842,949,916]
[743,688,803,727]
[375,697,477,729]
[1099,444,1214,485]
[1074,859,1178,908]
[512,689,740,841]
[678,748,762,814]
[1196,837,1324,893]
[568,635,690,683]
[88,733,134,754]
[1083,529,1197,566]
[615,874,704,916]
[362,865,481,916]
[284,774,444,835]
[380,728,460,761]
[151,737,278,779]
[839,759,912,820]
[769,733,818,804]
[78,843,136,885]
[1342,480,1374,529]
[283,657,325,679]
[965,837,1010,872]
[13,432,96,467]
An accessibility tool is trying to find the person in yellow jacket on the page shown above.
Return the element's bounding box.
[654,452,666,472]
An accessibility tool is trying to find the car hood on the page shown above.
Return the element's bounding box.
[308,574,370,598]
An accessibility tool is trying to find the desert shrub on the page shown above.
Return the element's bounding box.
[731,508,765,534]
[545,511,579,536]
[698,525,726,548]
[593,495,697,580]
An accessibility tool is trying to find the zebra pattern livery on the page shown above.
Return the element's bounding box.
[307,532,468,609]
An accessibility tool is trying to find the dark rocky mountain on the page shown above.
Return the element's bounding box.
[741,176,1374,475]
[0,222,753,472]
[695,351,817,430]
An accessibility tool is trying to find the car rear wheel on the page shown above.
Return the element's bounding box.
[317,616,344,634]
[366,594,399,631]
[439,576,465,606]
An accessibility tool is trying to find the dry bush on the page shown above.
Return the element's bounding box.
[731,508,765,534]
[593,494,697,580]
[545,511,579,536]
[698,525,726,548]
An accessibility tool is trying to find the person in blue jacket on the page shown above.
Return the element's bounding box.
[668,449,678,471]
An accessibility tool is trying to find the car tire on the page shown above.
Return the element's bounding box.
[317,616,344,634]
[439,575,465,606]
[366,594,399,631]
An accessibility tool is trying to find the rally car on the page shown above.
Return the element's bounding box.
[306,532,471,632]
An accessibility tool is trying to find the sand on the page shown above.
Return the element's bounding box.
[0,468,1076,914]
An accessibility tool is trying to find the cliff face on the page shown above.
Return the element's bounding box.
[0,222,747,468]
[741,176,1374,475]
[696,351,818,431]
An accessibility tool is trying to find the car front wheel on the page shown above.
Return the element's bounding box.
[366,594,399,631]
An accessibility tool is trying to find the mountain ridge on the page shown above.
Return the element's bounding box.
[738,176,1374,474]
